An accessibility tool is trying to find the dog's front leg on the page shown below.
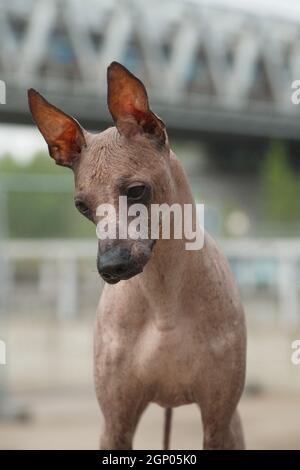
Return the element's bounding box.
[98,389,148,450]
[94,291,150,449]
[202,408,245,450]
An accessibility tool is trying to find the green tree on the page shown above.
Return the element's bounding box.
[0,152,94,238]
[260,141,299,224]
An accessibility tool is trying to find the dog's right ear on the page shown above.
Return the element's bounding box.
[27,89,86,168]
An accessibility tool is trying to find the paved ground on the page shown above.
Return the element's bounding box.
[0,389,300,449]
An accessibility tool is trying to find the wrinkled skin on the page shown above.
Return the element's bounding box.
[28,62,246,450]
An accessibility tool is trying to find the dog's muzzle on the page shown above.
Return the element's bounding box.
[97,245,143,284]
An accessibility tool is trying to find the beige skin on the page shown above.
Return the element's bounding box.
[28,62,246,450]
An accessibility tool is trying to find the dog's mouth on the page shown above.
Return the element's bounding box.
[98,240,156,285]
[101,266,144,284]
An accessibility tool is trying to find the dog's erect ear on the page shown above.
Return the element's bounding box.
[107,62,166,144]
[27,89,86,168]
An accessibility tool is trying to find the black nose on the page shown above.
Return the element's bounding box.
[98,246,132,282]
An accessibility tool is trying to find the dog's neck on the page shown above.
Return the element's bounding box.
[136,151,205,330]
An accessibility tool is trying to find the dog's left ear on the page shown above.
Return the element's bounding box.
[107,62,166,144]
[28,89,86,168]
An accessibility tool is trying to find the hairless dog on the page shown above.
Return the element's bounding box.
[28,62,246,450]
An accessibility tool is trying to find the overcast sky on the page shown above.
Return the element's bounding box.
[1,0,300,161]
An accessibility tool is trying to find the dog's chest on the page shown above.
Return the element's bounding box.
[133,321,203,406]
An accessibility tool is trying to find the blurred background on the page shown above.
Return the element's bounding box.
[1,0,300,450]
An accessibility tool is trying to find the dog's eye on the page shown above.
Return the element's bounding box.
[75,200,92,219]
[126,185,147,201]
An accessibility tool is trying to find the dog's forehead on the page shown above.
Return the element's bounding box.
[83,127,118,181]
[78,127,160,185]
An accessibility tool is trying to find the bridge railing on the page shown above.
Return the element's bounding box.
[0,238,299,328]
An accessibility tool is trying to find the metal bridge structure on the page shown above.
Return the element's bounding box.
[1,0,300,140]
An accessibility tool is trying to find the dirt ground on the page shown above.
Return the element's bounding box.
[0,389,300,450]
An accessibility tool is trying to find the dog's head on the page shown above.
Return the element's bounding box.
[28,62,173,284]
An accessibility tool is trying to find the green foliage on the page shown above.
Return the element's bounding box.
[0,152,95,239]
[259,142,299,223]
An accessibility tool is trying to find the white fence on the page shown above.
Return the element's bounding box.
[0,239,299,327]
